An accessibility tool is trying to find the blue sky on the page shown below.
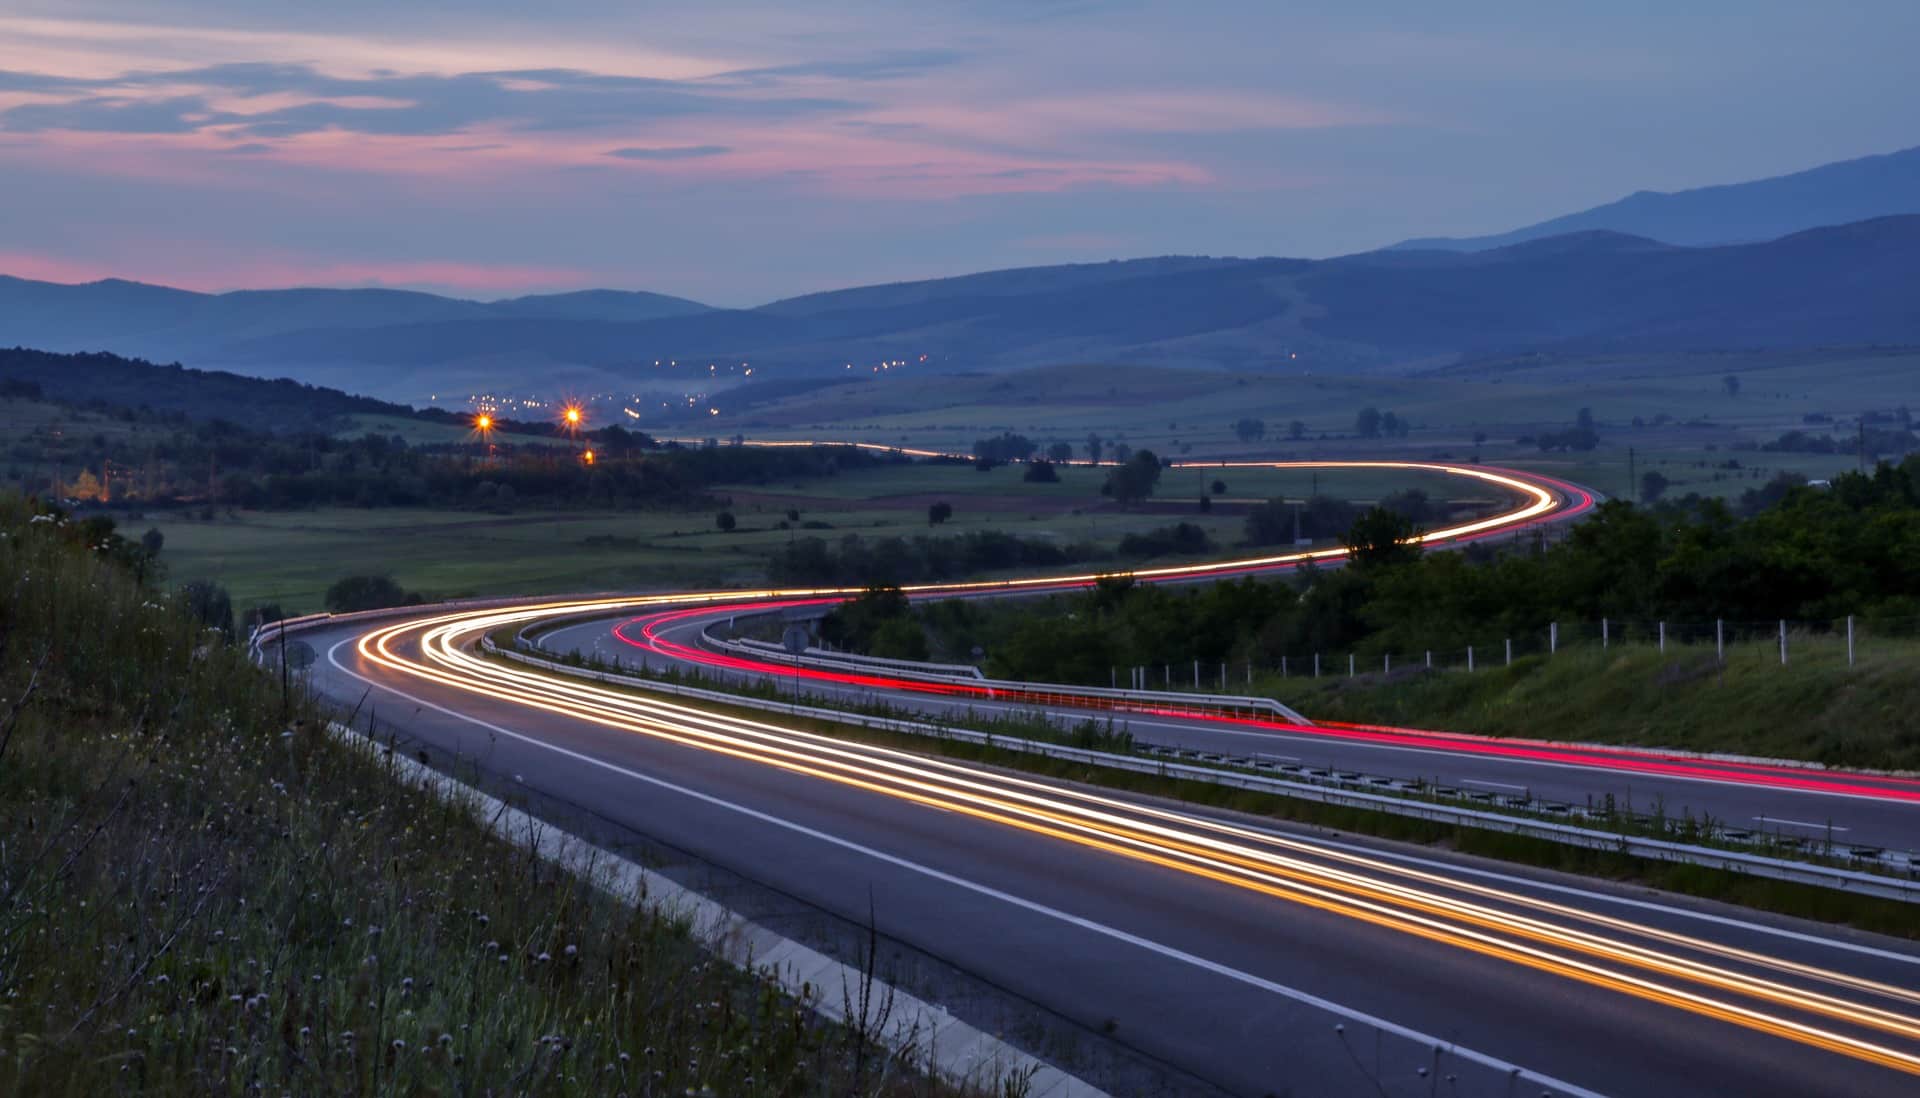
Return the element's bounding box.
[1,1,1914,304]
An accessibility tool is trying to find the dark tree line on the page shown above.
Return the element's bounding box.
[825,459,1920,683]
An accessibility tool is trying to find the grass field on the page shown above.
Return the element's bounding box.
[141,462,1511,614]
[701,350,1920,501]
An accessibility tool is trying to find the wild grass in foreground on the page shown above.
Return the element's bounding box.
[0,493,977,1097]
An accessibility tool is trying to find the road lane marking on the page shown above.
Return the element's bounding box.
[327,637,1606,1098]
[1755,817,1850,832]
[315,621,1920,975]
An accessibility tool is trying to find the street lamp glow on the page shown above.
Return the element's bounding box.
[475,413,493,432]
[564,406,582,426]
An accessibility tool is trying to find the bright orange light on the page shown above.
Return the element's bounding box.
[583,449,595,464]
[475,413,493,432]
[564,406,582,426]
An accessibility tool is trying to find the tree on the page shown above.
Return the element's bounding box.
[1102,449,1163,507]
[1084,433,1104,463]
[325,574,415,613]
[1288,420,1307,440]
[1724,374,1742,398]
[868,617,930,661]
[1576,407,1596,432]
[1343,506,1418,571]
[1110,442,1133,464]
[716,510,736,532]
[972,432,1036,464]
[1641,470,1671,503]
[140,527,164,557]
[180,580,234,637]
[1233,417,1266,443]
[928,500,953,525]
[1355,407,1383,439]
[1210,479,1227,495]
[1023,459,1059,483]
[1047,441,1074,463]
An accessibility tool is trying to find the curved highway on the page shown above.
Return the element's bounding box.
[276,460,1920,1097]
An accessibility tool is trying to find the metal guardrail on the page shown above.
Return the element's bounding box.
[699,623,1314,725]
[485,639,1920,905]
[729,635,988,679]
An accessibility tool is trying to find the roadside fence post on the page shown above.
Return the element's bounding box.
[1716,619,1724,662]
[1384,653,1391,674]
[1246,660,1252,685]
[1425,650,1432,668]
[1219,662,1227,690]
[1602,618,1609,649]
[1282,655,1288,678]
[1659,621,1666,653]
[1505,638,1512,667]
[1468,645,1474,672]
[1348,653,1355,678]
[1550,621,1558,655]
[1314,653,1320,678]
[1111,667,1117,689]
[1848,615,1856,667]
[1193,659,1199,688]
[1779,620,1787,666]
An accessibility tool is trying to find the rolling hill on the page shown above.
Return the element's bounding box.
[3,215,1916,401]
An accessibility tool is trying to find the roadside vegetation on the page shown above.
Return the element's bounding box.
[814,458,1920,767]
[0,492,977,1097]
[1288,638,1920,770]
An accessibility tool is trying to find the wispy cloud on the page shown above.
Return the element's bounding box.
[0,62,861,139]
[608,144,730,160]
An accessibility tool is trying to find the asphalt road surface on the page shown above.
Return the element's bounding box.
[281,603,1920,1098]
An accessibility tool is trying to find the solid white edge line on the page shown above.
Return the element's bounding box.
[327,636,1607,1098]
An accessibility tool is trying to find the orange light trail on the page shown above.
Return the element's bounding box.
[340,597,1920,1078]
[310,456,1920,1079]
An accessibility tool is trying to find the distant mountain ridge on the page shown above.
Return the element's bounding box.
[1393,144,1920,251]
[3,215,1918,402]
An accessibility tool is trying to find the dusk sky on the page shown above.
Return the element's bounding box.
[3,1,1916,305]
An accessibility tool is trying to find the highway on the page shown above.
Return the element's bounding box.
[546,602,1920,856]
[273,462,1920,1096]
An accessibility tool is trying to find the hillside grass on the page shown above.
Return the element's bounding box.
[0,494,974,1097]
[1277,635,1920,771]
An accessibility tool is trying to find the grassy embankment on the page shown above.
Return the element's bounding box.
[1273,634,1920,772]
[0,494,974,1097]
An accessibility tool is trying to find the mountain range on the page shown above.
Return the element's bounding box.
[3,146,1917,402]
[1392,144,1920,251]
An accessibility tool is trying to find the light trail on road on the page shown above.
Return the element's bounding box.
[292,458,1920,1091]
[591,458,1920,809]
[345,600,1920,1080]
